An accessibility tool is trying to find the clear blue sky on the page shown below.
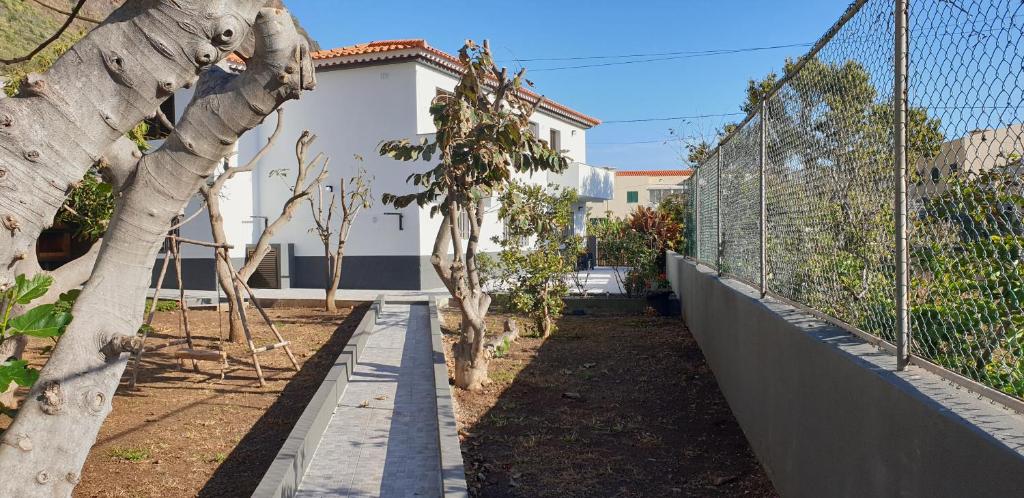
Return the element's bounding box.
[287,1,853,171]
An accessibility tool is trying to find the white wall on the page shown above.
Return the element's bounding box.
[226,62,427,259]
[176,58,596,265]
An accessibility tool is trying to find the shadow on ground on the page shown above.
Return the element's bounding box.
[447,310,778,498]
[198,304,369,498]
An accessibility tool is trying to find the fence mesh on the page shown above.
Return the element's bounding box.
[907,0,1024,396]
[684,0,1024,402]
[720,116,762,284]
[697,158,719,267]
[686,172,698,258]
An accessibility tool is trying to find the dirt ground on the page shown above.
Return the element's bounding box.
[442,310,778,498]
[3,304,366,498]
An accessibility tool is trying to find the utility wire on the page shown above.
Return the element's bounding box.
[590,139,675,145]
[510,42,811,63]
[602,112,744,124]
[526,43,813,72]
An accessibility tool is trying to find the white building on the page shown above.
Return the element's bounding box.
[164,40,612,291]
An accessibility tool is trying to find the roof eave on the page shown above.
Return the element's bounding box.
[313,48,602,129]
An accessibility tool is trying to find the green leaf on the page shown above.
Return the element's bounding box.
[0,360,38,393]
[8,304,72,338]
[11,274,53,305]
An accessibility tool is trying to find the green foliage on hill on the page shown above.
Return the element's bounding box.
[0,0,66,60]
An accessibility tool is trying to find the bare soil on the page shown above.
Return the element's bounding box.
[4,304,366,498]
[442,310,777,498]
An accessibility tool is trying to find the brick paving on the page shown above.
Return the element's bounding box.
[296,303,441,498]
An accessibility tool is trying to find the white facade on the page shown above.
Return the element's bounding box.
[168,41,610,291]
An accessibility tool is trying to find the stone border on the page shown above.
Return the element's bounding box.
[251,296,384,498]
[429,296,469,497]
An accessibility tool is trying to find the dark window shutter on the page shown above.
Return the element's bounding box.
[247,244,281,289]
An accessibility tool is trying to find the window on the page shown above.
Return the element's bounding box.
[456,209,471,236]
[529,121,540,138]
[649,188,684,204]
[549,128,561,151]
[626,191,639,203]
[931,166,941,183]
[949,162,959,175]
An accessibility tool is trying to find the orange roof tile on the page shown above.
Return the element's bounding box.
[311,39,601,128]
[616,170,693,177]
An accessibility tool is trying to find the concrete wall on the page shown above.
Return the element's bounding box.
[665,251,1024,498]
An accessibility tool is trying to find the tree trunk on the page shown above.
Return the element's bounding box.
[325,250,342,312]
[453,320,489,392]
[325,227,349,312]
[202,190,243,342]
[0,8,313,495]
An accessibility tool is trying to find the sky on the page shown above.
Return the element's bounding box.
[287,1,854,171]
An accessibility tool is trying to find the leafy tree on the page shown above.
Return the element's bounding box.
[590,218,658,297]
[912,164,1024,396]
[630,205,682,272]
[494,182,580,337]
[379,40,568,390]
[657,192,690,255]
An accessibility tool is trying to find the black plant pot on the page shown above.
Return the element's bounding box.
[646,289,678,316]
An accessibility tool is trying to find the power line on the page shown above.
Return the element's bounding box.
[528,43,813,72]
[509,42,812,63]
[602,112,744,124]
[590,139,674,145]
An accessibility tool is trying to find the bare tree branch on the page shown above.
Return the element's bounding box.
[30,0,102,24]
[0,0,88,65]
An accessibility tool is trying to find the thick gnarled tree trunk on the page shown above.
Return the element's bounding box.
[0,4,314,496]
[435,198,491,391]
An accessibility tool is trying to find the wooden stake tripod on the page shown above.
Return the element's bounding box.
[215,247,299,387]
[127,236,299,388]
[127,234,205,390]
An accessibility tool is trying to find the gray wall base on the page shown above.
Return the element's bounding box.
[666,251,1024,498]
[291,256,441,290]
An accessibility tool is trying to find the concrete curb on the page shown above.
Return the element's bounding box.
[429,296,470,497]
[251,296,384,498]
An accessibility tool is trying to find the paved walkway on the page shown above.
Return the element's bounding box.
[296,303,442,498]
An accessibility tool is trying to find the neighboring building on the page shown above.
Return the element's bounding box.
[162,40,611,291]
[913,125,1024,198]
[588,169,692,220]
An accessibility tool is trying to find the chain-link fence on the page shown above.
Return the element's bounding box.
[684,0,1024,405]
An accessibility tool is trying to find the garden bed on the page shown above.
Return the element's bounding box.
[441,310,776,497]
[2,304,367,498]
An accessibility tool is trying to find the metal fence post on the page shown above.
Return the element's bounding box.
[894,0,911,370]
[759,100,768,298]
[716,149,723,275]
